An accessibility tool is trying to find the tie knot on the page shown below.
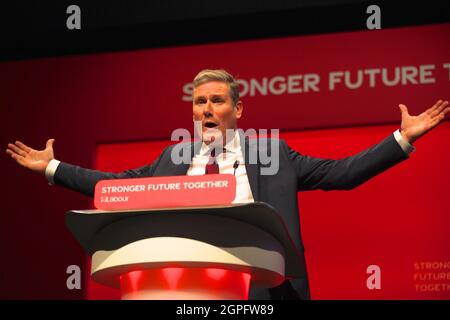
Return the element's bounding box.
[205,148,220,174]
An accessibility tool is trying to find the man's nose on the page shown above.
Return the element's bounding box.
[203,100,213,116]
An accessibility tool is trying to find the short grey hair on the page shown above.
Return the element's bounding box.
[193,69,240,106]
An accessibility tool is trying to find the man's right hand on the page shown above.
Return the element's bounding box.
[6,139,55,175]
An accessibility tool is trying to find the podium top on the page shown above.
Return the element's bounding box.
[65,201,306,278]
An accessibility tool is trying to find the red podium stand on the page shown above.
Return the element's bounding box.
[65,202,306,299]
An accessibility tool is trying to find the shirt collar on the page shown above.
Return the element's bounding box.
[199,129,240,156]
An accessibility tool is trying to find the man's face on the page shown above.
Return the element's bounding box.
[193,81,243,144]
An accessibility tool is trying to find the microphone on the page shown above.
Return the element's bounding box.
[233,160,240,176]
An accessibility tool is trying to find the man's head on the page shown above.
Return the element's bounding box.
[192,69,243,145]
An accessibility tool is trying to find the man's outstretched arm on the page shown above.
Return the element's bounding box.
[288,99,449,191]
[5,139,164,197]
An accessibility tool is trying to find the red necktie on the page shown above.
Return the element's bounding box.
[205,148,219,174]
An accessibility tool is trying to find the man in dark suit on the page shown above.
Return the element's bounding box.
[6,69,449,299]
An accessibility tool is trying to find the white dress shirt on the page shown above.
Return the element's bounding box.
[186,130,255,204]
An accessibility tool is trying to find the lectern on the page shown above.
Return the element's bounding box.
[65,202,305,300]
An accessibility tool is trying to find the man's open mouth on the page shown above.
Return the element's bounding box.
[204,121,218,128]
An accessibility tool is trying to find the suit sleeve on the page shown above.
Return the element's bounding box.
[284,134,409,191]
[53,146,169,197]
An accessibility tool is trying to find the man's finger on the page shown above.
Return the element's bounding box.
[15,141,32,153]
[429,100,448,118]
[440,102,449,113]
[430,115,444,129]
[6,148,21,159]
[441,106,450,117]
[399,104,409,116]
[426,100,443,115]
[7,150,27,167]
[46,138,55,149]
[8,143,27,157]
[430,101,448,118]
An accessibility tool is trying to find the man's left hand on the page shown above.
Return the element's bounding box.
[398,99,449,144]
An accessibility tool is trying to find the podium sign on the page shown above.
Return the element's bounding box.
[94,174,236,210]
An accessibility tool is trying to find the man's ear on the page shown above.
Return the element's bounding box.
[235,100,244,119]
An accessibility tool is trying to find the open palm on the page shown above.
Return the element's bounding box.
[6,139,55,175]
[399,100,449,144]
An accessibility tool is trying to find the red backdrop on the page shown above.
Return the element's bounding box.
[1,22,449,299]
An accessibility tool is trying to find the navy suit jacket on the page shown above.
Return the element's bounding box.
[54,131,409,299]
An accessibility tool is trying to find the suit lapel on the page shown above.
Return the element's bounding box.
[239,130,260,201]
